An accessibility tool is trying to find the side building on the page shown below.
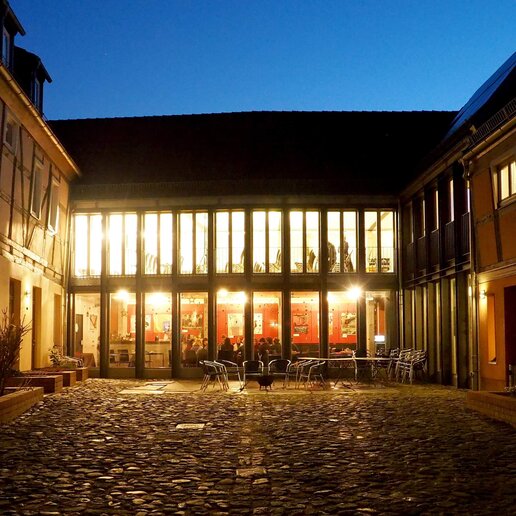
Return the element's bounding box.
[399,52,515,390]
[0,0,80,370]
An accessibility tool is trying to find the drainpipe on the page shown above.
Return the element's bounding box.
[461,159,479,390]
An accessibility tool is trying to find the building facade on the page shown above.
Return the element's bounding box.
[0,0,79,371]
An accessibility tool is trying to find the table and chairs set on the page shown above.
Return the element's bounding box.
[199,349,427,391]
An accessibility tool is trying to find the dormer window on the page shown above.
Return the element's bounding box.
[33,77,42,111]
[2,27,11,66]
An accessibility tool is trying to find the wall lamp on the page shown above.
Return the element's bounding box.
[479,289,487,300]
[24,290,31,310]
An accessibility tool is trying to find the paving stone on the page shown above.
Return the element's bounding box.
[0,379,515,514]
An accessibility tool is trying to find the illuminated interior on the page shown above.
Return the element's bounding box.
[328,291,357,354]
[109,290,136,368]
[291,291,320,356]
[180,292,208,367]
[253,291,282,359]
[144,292,172,368]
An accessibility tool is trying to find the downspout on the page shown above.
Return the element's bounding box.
[461,158,479,390]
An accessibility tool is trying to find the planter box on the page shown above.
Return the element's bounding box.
[0,387,44,423]
[466,391,516,428]
[33,369,77,387]
[74,367,89,382]
[5,375,63,394]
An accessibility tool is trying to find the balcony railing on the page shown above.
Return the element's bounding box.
[416,236,427,272]
[430,230,440,267]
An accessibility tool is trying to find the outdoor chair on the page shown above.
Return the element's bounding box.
[398,350,427,384]
[393,348,413,381]
[199,360,228,391]
[295,360,318,388]
[216,359,242,387]
[352,350,373,382]
[268,359,291,388]
[298,360,326,389]
[242,360,264,387]
[285,360,305,388]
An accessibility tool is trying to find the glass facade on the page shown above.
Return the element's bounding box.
[71,206,397,377]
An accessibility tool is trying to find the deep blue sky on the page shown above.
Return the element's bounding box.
[11,0,516,120]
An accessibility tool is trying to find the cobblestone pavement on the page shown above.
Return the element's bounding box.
[1,380,516,515]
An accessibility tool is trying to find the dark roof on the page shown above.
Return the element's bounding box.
[50,110,456,198]
[14,46,52,84]
[445,52,516,140]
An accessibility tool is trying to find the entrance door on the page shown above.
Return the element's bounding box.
[32,287,42,369]
[504,286,516,382]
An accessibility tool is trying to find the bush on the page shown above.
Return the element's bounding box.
[0,311,30,396]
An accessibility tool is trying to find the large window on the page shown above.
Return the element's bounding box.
[180,212,208,274]
[252,210,282,273]
[180,292,208,368]
[327,211,356,273]
[365,211,394,273]
[253,292,282,361]
[328,291,357,355]
[216,211,245,273]
[144,213,173,275]
[365,291,392,355]
[74,293,100,368]
[216,290,246,361]
[290,211,319,273]
[291,291,320,357]
[144,292,172,368]
[109,290,136,369]
[74,214,102,277]
[108,213,137,275]
[497,158,516,203]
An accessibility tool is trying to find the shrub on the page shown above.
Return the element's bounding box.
[0,311,30,396]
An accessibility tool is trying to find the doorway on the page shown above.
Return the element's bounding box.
[504,286,516,384]
[32,287,42,369]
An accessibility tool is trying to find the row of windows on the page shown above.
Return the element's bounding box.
[496,158,516,204]
[73,209,395,277]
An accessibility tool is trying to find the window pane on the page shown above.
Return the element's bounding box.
[109,215,123,275]
[109,291,136,369]
[253,292,282,362]
[216,212,229,273]
[343,211,356,272]
[48,180,59,232]
[365,211,378,272]
[290,211,303,273]
[365,291,392,354]
[74,215,88,277]
[327,212,340,273]
[144,214,158,274]
[306,211,319,273]
[125,214,137,275]
[291,291,320,357]
[449,179,454,221]
[180,213,193,274]
[216,290,246,362]
[380,211,394,273]
[232,211,245,273]
[434,190,439,230]
[511,162,516,197]
[160,213,173,274]
[144,292,172,369]
[328,291,357,355]
[74,293,100,368]
[181,292,209,368]
[195,213,208,274]
[268,211,282,273]
[253,211,266,273]
[90,215,102,276]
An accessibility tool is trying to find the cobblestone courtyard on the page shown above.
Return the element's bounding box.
[1,380,515,515]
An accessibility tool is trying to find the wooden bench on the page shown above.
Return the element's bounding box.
[5,375,63,394]
[31,369,77,387]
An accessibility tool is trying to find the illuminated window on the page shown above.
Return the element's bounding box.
[290,210,319,273]
[3,116,17,150]
[253,292,282,359]
[109,291,136,369]
[497,158,516,203]
[144,292,172,369]
[327,211,356,273]
[216,290,246,352]
[47,178,60,233]
[180,292,208,368]
[448,179,454,222]
[74,293,100,368]
[328,291,357,354]
[73,214,102,277]
[365,291,392,354]
[252,210,282,273]
[291,291,320,356]
[143,212,173,275]
[433,189,439,230]
[365,210,394,273]
[216,211,245,274]
[180,212,208,274]
[108,213,137,276]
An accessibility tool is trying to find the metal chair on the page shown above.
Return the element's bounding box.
[199,360,227,391]
[242,360,264,387]
[216,360,242,387]
[298,360,326,389]
[268,359,291,388]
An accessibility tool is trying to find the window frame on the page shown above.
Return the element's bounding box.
[495,157,516,206]
[30,162,43,220]
[3,115,18,152]
[47,176,60,234]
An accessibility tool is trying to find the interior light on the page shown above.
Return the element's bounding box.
[348,287,362,300]
[480,289,487,300]
[218,288,228,298]
[114,289,129,301]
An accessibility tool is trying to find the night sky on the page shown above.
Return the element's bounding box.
[11,0,516,120]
